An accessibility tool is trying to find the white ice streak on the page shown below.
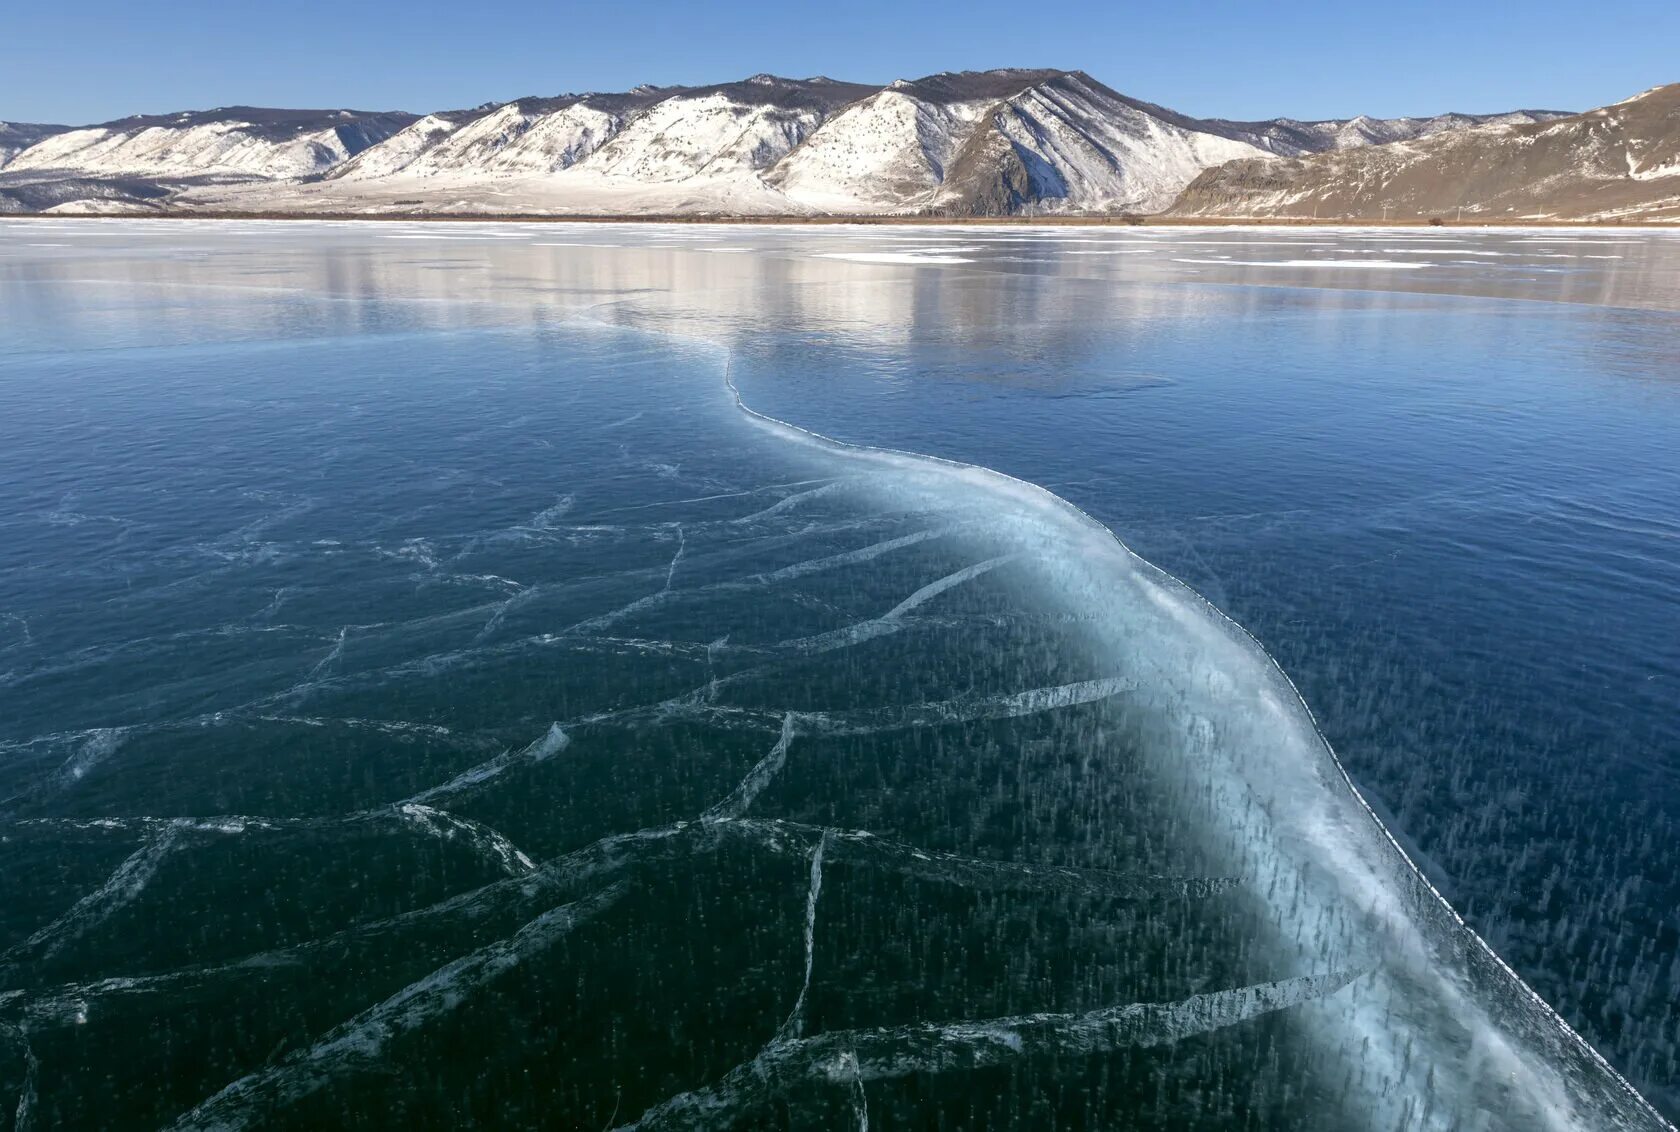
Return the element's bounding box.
[304,626,349,680]
[472,584,538,642]
[588,477,834,518]
[793,676,1135,736]
[0,811,1226,1035]
[0,803,538,978]
[700,714,796,823]
[54,727,126,788]
[165,885,626,1131]
[522,493,576,530]
[775,832,827,1043]
[4,823,189,966]
[778,554,1019,659]
[250,715,495,748]
[395,804,536,875]
[404,722,569,806]
[620,969,1369,1129]
[716,353,1667,1128]
[3,1021,38,1132]
[544,525,687,639]
[727,481,848,525]
[736,528,951,586]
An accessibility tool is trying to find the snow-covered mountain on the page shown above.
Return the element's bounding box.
[3,107,414,180]
[0,121,69,166]
[1170,83,1680,222]
[1194,109,1569,157]
[759,70,1267,214]
[0,73,1583,216]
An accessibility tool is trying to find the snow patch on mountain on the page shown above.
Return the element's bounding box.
[587,92,824,180]
[0,72,1595,217]
[770,89,993,210]
[4,110,412,180]
[330,114,469,180]
[984,73,1268,213]
[0,122,69,167]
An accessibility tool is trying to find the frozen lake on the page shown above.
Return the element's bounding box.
[1,220,1676,1129]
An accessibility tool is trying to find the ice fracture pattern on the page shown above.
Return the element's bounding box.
[0,224,1674,1130]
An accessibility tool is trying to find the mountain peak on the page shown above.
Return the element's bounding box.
[6,69,1652,221]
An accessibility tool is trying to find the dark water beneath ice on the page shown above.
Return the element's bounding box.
[0,220,1676,1130]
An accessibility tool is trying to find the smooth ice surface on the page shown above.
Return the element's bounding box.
[0,220,1677,1130]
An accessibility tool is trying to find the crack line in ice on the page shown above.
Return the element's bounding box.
[664,526,686,591]
[567,674,1135,745]
[522,493,576,530]
[0,814,1229,1033]
[0,805,540,990]
[773,821,1239,902]
[771,554,1020,657]
[304,626,349,681]
[164,885,628,1132]
[709,348,1676,1130]
[0,728,135,814]
[588,477,837,517]
[2,822,189,969]
[403,722,570,806]
[775,831,827,1044]
[700,714,796,823]
[732,528,951,586]
[42,517,946,731]
[394,804,537,875]
[617,969,1370,1129]
[3,1021,37,1132]
[20,306,1670,1128]
[792,677,1137,736]
[6,737,1246,1123]
[727,481,849,524]
[846,1050,869,1132]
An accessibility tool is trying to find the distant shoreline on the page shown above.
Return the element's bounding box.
[6,211,1677,228]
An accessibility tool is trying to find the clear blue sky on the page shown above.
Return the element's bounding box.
[6,0,1677,126]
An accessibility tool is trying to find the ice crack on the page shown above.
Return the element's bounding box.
[619,969,1369,1129]
[165,885,627,1131]
[775,832,827,1044]
[700,714,795,823]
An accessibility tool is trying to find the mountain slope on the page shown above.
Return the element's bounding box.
[0,73,1598,217]
[765,74,1016,210]
[978,72,1272,213]
[3,108,415,181]
[1169,84,1680,221]
[0,121,70,167]
[310,76,877,215]
[768,70,1537,216]
[1194,108,1569,157]
[331,93,658,180]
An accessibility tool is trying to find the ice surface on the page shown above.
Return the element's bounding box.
[1173,257,1431,269]
[627,969,1372,1130]
[815,251,975,265]
[0,224,1671,1130]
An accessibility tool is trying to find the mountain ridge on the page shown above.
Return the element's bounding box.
[1170,83,1680,222]
[0,70,1622,218]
